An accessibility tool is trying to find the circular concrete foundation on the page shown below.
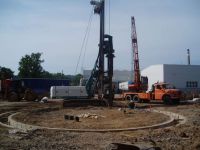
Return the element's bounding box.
[4,107,187,132]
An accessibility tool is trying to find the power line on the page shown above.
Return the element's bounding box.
[74,9,94,75]
[81,14,93,72]
[108,0,111,34]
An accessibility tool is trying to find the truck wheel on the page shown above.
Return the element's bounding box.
[163,95,172,105]
[8,92,18,102]
[173,99,180,105]
[125,95,132,101]
[24,89,37,101]
[133,95,140,102]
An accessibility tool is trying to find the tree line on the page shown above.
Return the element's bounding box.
[0,52,82,86]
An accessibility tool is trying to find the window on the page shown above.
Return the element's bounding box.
[186,81,198,88]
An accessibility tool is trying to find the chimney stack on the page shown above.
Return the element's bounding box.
[187,49,190,65]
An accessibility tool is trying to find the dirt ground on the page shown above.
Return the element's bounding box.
[14,106,168,129]
[0,100,200,150]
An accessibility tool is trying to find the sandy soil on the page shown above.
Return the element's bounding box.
[0,101,200,150]
[14,106,169,129]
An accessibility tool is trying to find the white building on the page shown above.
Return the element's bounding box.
[141,64,200,92]
[83,70,131,82]
[83,69,132,93]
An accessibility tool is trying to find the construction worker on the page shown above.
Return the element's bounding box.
[128,100,136,109]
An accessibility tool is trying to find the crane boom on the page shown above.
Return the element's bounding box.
[121,17,181,104]
[129,16,141,91]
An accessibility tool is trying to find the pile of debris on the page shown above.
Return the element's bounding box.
[77,113,105,119]
[187,98,200,104]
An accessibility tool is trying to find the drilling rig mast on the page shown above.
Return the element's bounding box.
[90,0,115,106]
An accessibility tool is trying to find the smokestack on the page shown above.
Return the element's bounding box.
[187,49,190,65]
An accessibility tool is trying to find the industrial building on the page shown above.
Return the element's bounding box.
[141,64,200,92]
[83,69,131,93]
[83,70,132,82]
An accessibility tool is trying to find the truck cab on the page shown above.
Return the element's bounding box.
[123,82,182,105]
[151,82,182,104]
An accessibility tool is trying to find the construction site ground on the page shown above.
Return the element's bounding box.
[0,100,200,150]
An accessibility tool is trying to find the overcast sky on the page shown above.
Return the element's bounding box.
[0,0,199,75]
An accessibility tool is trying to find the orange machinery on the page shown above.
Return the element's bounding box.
[123,82,182,104]
[122,17,181,104]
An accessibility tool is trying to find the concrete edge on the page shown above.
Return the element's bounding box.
[153,109,187,125]
[7,109,187,132]
[0,112,15,128]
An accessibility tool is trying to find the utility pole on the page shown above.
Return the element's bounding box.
[187,49,191,65]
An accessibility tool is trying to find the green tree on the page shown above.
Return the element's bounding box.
[18,52,44,78]
[71,74,83,86]
[41,71,53,78]
[0,66,14,79]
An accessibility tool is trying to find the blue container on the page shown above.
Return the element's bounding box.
[21,78,69,94]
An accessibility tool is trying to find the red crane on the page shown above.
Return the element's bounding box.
[122,17,181,104]
[128,16,141,91]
